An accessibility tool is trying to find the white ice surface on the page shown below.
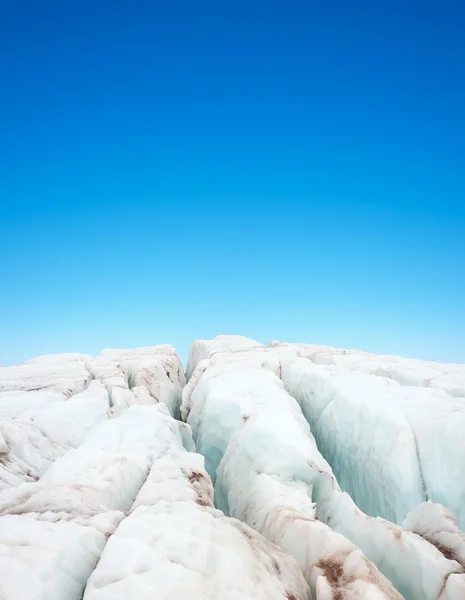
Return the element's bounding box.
[185,335,265,380]
[313,473,464,600]
[100,345,185,418]
[83,407,309,600]
[0,405,225,600]
[0,354,92,396]
[2,339,465,600]
[186,340,465,600]
[185,350,402,599]
[0,405,174,523]
[0,381,110,489]
[403,502,465,569]
[279,356,465,528]
[270,341,465,398]
[0,515,106,600]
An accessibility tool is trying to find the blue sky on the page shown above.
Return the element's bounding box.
[1,0,464,365]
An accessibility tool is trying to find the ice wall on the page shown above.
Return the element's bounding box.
[183,346,403,599]
[278,355,465,528]
[83,409,308,600]
[184,338,465,600]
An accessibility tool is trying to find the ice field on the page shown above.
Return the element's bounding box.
[0,336,464,599]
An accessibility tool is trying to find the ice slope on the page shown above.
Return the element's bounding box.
[0,381,109,488]
[403,502,465,570]
[98,345,185,417]
[0,515,107,600]
[0,345,185,486]
[0,353,92,396]
[0,345,185,418]
[313,474,464,600]
[0,405,199,600]
[270,341,465,398]
[184,366,293,482]
[83,406,309,600]
[181,349,282,422]
[0,406,170,600]
[278,356,465,527]
[185,334,265,379]
[185,340,465,599]
[0,405,176,522]
[183,352,402,599]
[0,353,308,600]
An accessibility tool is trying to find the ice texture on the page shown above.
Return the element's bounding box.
[82,405,309,600]
[269,341,465,398]
[0,515,107,600]
[186,334,265,379]
[403,502,465,569]
[185,338,465,600]
[0,345,185,487]
[0,381,110,488]
[0,405,174,600]
[99,345,185,418]
[0,344,310,600]
[277,355,465,528]
[1,338,465,600]
[183,345,403,599]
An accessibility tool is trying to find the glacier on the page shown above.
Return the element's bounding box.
[276,351,465,527]
[0,337,464,599]
[83,406,308,600]
[183,336,465,599]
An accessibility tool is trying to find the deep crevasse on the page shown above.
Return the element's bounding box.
[1,337,464,599]
[0,345,308,600]
[183,335,465,599]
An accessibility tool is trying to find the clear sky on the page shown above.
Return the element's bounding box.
[1,1,464,366]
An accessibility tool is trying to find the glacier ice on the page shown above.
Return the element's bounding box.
[83,408,308,600]
[0,515,107,600]
[98,345,185,418]
[183,346,403,598]
[277,354,465,528]
[0,382,109,489]
[184,337,465,599]
[0,404,173,600]
[1,337,465,600]
[186,334,265,379]
[270,340,465,398]
[403,502,465,569]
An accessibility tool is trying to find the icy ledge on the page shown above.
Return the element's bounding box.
[269,341,465,398]
[83,407,308,600]
[183,337,465,600]
[0,404,308,600]
[277,355,465,529]
[182,348,402,599]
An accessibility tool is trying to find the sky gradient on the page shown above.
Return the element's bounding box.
[1,1,465,365]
